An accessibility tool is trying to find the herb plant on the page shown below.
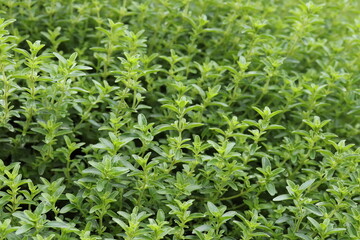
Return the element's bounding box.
[0,0,359,239]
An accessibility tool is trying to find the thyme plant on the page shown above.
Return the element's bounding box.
[0,0,359,239]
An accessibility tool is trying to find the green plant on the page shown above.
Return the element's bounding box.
[0,0,359,239]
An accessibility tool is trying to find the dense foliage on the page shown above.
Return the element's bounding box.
[0,0,359,239]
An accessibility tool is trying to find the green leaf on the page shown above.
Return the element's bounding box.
[53,52,67,64]
[113,218,128,229]
[299,179,316,191]
[207,202,219,216]
[15,224,33,235]
[304,204,323,217]
[89,205,102,214]
[326,228,346,235]
[60,204,75,214]
[307,217,321,231]
[266,124,285,130]
[261,157,271,169]
[46,221,73,229]
[266,183,277,196]
[153,124,174,135]
[184,122,203,130]
[273,194,291,201]
[295,233,312,240]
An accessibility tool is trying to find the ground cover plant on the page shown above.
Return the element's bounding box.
[0,0,359,239]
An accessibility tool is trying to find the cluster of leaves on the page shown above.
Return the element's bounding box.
[0,0,359,239]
